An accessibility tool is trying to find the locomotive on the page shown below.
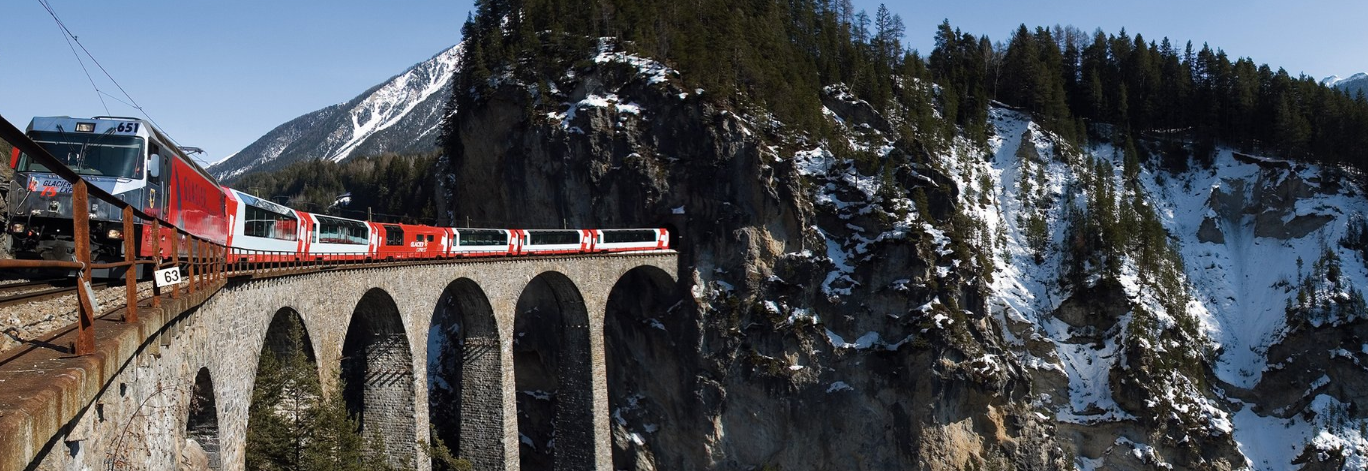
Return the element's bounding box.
[6,116,669,274]
[7,116,226,275]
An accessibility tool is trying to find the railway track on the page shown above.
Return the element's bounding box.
[0,280,111,309]
[0,280,61,293]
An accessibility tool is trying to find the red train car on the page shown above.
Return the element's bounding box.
[368,222,447,260]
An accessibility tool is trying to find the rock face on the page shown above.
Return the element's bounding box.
[181,438,210,470]
[444,43,1065,470]
[442,42,1368,470]
[1201,167,1335,243]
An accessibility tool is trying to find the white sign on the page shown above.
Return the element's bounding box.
[78,273,101,313]
[154,267,184,287]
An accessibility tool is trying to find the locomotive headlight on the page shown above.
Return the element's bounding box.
[106,228,124,240]
[8,223,23,234]
[48,200,60,213]
[75,122,95,133]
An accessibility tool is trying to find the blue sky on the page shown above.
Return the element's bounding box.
[1,1,471,164]
[2,1,1364,164]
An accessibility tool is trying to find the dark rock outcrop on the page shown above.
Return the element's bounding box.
[442,46,1067,469]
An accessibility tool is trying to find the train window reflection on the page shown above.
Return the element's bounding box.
[601,229,657,243]
[528,230,579,245]
[458,230,505,246]
[244,204,298,241]
[21,131,144,179]
[384,225,404,246]
[315,215,368,245]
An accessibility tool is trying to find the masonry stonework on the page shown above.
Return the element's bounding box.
[29,252,675,471]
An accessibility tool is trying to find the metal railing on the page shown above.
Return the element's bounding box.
[0,116,214,354]
[0,116,314,355]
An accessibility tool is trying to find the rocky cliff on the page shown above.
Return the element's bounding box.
[443,40,1368,470]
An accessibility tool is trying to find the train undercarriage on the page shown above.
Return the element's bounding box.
[7,215,141,279]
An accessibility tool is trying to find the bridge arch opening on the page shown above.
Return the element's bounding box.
[604,265,687,469]
[514,271,594,470]
[245,308,322,469]
[342,288,416,467]
[185,367,222,470]
[427,278,503,469]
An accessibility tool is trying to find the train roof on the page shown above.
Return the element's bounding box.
[27,116,220,186]
[225,187,295,216]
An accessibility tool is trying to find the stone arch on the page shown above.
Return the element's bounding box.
[342,288,416,467]
[185,367,222,470]
[260,307,320,377]
[428,278,503,469]
[514,271,594,470]
[245,308,322,468]
[603,265,686,469]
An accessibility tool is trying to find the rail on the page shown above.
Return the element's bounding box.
[0,116,179,355]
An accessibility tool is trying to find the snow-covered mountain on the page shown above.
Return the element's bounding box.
[958,110,1368,469]
[1324,72,1368,98]
[209,44,462,182]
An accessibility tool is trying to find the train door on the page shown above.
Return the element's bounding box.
[296,213,314,258]
[509,229,523,255]
[143,142,169,258]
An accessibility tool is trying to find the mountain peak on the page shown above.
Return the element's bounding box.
[1322,72,1368,87]
[210,43,463,181]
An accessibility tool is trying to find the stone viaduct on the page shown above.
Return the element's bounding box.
[22,252,678,470]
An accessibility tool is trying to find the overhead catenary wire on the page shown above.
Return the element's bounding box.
[41,0,107,115]
[38,0,158,126]
[36,0,205,164]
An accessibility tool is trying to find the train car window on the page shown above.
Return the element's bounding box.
[384,225,404,246]
[601,229,657,244]
[528,230,580,245]
[458,230,506,246]
[243,204,298,241]
[315,215,368,245]
[427,235,434,242]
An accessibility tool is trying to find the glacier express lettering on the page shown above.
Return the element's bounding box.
[174,171,209,209]
[27,176,72,196]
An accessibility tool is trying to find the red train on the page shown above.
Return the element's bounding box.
[7,116,670,271]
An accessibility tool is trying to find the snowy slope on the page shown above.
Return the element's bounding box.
[1325,72,1368,99]
[209,44,463,181]
[1146,151,1368,388]
[948,108,1368,470]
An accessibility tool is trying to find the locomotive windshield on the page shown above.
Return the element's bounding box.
[19,131,144,179]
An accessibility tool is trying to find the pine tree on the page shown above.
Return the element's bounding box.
[245,316,398,471]
[246,315,322,470]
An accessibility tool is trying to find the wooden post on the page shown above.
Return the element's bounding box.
[72,181,95,355]
[122,206,138,323]
[188,238,198,293]
[170,233,180,300]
